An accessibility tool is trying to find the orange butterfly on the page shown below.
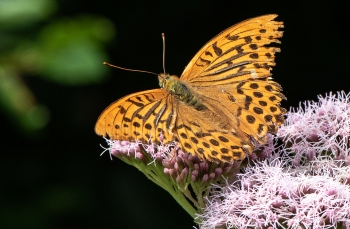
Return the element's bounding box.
[95,14,286,163]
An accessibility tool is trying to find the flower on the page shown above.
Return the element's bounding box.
[197,91,350,229]
[277,91,350,165]
[99,91,350,228]
[102,135,243,217]
[197,159,350,229]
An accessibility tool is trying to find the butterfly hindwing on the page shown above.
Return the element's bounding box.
[175,102,251,162]
[188,80,286,143]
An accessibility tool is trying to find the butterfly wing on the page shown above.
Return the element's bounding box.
[191,80,285,142]
[175,101,252,162]
[181,14,283,82]
[176,14,285,159]
[95,89,178,144]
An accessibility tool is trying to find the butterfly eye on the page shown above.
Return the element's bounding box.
[158,78,165,88]
[159,74,170,88]
[158,75,164,88]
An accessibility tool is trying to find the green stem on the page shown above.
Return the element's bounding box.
[164,184,197,218]
[128,158,198,218]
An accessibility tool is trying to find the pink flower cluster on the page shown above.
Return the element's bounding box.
[197,91,350,229]
[277,91,350,164]
[100,91,350,228]
[103,136,243,216]
[105,138,241,183]
[197,159,350,229]
[163,150,241,184]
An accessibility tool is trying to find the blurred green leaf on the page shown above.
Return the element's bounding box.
[0,0,57,28]
[0,0,116,134]
[0,66,50,132]
[38,16,115,85]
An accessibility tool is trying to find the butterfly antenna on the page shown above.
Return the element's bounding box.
[103,62,158,76]
[162,33,166,75]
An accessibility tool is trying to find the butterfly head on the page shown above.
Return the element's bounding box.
[158,73,167,88]
[158,73,180,89]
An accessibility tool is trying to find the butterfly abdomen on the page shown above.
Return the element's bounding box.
[161,75,206,111]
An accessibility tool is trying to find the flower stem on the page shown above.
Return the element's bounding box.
[126,157,198,218]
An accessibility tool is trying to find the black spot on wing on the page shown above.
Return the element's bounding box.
[212,42,222,56]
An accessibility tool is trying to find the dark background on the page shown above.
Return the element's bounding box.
[1,1,349,228]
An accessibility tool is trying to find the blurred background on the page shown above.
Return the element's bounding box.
[1,0,349,228]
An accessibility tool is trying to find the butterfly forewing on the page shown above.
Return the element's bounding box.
[95,89,177,144]
[181,14,283,83]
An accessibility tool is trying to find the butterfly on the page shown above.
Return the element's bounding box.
[95,14,286,163]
